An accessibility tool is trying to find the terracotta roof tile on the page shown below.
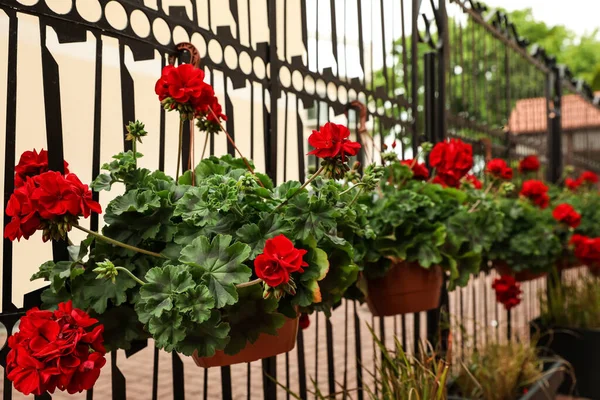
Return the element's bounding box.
[509,92,600,134]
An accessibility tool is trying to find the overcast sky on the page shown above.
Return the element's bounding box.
[482,0,600,36]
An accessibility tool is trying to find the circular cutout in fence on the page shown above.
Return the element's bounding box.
[358,91,367,105]
[76,0,101,22]
[315,79,327,98]
[348,88,357,101]
[304,75,315,95]
[454,65,463,75]
[46,0,72,15]
[224,46,238,70]
[208,40,223,64]
[0,321,7,351]
[152,17,171,46]
[173,26,189,45]
[253,57,266,79]
[384,101,393,117]
[279,66,291,88]
[105,1,128,30]
[292,70,303,91]
[239,51,252,75]
[130,9,150,38]
[377,98,385,115]
[17,0,39,5]
[367,96,376,113]
[266,63,271,79]
[338,85,348,104]
[191,33,207,58]
[327,82,337,102]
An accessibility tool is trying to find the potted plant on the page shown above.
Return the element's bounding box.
[483,156,561,281]
[534,273,600,398]
[2,62,372,395]
[362,139,500,316]
[448,340,567,400]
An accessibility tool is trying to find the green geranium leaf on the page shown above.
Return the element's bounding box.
[148,311,186,352]
[179,235,251,308]
[109,189,161,215]
[99,305,149,351]
[236,214,290,258]
[173,187,210,226]
[291,279,321,307]
[140,265,195,319]
[300,247,329,282]
[177,311,230,357]
[31,261,84,293]
[175,284,214,323]
[91,173,113,192]
[72,271,137,314]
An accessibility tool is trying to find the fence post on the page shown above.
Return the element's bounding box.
[546,66,562,183]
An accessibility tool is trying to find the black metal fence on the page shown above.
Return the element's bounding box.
[0,0,599,399]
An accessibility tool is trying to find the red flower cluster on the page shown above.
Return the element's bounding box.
[429,139,473,188]
[518,155,540,173]
[307,122,361,161]
[520,180,549,209]
[14,149,69,188]
[254,235,308,287]
[155,64,227,124]
[401,159,429,180]
[6,301,106,396]
[552,203,581,228]
[5,163,101,242]
[565,171,599,191]
[299,313,310,330]
[486,158,513,180]
[492,275,522,311]
[464,174,482,189]
[565,178,580,191]
[570,234,600,267]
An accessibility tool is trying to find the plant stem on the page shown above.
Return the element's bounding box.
[132,141,137,166]
[340,183,365,196]
[176,118,184,182]
[115,266,146,286]
[272,165,325,213]
[207,105,264,188]
[201,131,209,160]
[73,224,167,259]
[348,187,364,207]
[235,278,263,289]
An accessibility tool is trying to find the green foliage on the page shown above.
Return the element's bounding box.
[453,341,544,400]
[489,198,560,273]
[541,274,600,329]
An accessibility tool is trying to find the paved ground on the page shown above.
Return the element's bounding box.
[0,267,590,399]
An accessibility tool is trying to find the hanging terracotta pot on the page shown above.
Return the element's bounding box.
[193,316,299,368]
[366,261,443,316]
[494,261,546,282]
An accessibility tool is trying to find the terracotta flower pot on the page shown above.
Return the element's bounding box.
[193,316,299,368]
[494,261,546,282]
[366,261,443,316]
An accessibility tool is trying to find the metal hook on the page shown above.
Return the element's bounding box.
[168,42,202,68]
[346,100,368,135]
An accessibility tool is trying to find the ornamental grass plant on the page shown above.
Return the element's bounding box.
[540,274,600,329]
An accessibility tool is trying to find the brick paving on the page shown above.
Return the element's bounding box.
[0,267,591,399]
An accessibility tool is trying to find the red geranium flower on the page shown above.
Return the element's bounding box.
[570,234,600,267]
[520,180,550,209]
[565,177,581,191]
[6,301,106,396]
[4,178,41,241]
[579,170,599,185]
[429,139,473,187]
[464,174,482,189]
[254,235,308,287]
[401,159,429,180]
[307,122,361,161]
[65,174,102,218]
[30,171,81,220]
[299,313,310,330]
[155,64,206,104]
[552,203,581,228]
[518,155,540,173]
[486,158,513,180]
[14,149,69,188]
[492,275,522,310]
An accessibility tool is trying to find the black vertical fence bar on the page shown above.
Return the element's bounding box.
[90,34,103,233]
[172,353,185,400]
[326,318,336,397]
[151,347,159,400]
[410,0,420,152]
[353,301,364,400]
[221,366,233,400]
[262,356,277,400]
[267,0,279,182]
[2,10,17,318]
[297,328,308,400]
